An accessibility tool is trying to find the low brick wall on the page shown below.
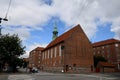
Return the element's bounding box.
[100,67,115,73]
[42,66,92,73]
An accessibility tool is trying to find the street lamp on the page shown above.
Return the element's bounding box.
[0,17,8,36]
[0,17,8,23]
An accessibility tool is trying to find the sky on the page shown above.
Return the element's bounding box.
[0,0,120,58]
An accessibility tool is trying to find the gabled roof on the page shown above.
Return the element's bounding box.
[30,47,44,53]
[23,58,29,62]
[92,39,120,47]
[44,24,82,50]
[34,47,44,51]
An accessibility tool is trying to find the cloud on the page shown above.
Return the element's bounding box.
[1,0,120,58]
[1,0,120,53]
[21,42,47,58]
[0,0,54,40]
[54,0,120,39]
[96,0,120,39]
[1,0,120,40]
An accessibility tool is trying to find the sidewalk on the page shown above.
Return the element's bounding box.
[18,68,29,73]
[8,74,35,80]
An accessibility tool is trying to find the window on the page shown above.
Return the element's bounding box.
[59,45,62,56]
[32,64,34,66]
[97,47,99,50]
[107,50,110,53]
[39,51,41,54]
[38,61,40,63]
[42,52,44,60]
[59,60,61,64]
[51,49,53,58]
[48,50,49,59]
[106,45,109,48]
[102,55,105,57]
[116,48,119,53]
[117,54,120,57]
[117,59,120,62]
[45,51,46,59]
[115,43,119,47]
[102,46,104,49]
[102,50,104,53]
[107,54,110,58]
[54,47,57,57]
[39,54,41,56]
[98,51,100,54]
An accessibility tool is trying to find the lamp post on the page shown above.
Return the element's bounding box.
[0,17,8,71]
[0,17,8,36]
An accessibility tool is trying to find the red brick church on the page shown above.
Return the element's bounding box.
[41,24,94,73]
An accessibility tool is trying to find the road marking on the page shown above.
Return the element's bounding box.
[89,75,119,80]
[8,74,35,80]
[72,74,119,80]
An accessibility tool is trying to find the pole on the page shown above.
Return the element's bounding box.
[0,26,1,36]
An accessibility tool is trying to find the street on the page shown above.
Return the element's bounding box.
[0,71,120,80]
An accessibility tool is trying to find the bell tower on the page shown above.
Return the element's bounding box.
[52,22,58,40]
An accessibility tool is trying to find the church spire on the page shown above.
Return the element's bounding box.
[52,21,58,40]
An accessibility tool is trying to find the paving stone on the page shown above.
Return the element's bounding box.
[8,75,35,80]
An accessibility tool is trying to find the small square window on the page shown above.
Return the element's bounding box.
[115,44,119,47]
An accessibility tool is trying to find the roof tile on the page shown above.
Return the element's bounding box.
[92,39,120,47]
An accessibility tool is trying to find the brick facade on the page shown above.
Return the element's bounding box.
[29,47,44,69]
[92,39,120,71]
[41,24,94,73]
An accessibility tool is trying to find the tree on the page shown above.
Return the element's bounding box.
[0,34,25,72]
[94,55,107,68]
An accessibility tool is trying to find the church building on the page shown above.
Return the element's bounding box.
[41,24,94,73]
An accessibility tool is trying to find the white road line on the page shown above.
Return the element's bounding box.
[8,74,35,80]
[72,74,119,80]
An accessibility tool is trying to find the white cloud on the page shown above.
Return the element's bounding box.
[96,0,120,39]
[21,42,47,58]
[0,0,54,40]
[1,0,120,54]
[1,0,120,40]
[52,0,120,39]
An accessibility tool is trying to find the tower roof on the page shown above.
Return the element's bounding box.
[53,22,58,32]
[52,22,58,40]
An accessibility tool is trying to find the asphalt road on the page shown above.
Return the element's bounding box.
[0,72,120,80]
[0,75,8,80]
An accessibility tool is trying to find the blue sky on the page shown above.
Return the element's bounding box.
[0,0,120,57]
[92,19,115,42]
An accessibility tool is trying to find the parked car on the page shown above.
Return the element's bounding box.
[32,67,38,73]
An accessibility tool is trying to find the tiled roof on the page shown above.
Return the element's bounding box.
[97,61,115,67]
[44,24,81,50]
[92,39,120,47]
[23,58,29,62]
[34,47,44,51]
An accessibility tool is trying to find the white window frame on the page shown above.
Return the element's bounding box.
[51,49,53,58]
[59,45,62,56]
[42,52,44,60]
[48,50,49,59]
[54,47,57,57]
